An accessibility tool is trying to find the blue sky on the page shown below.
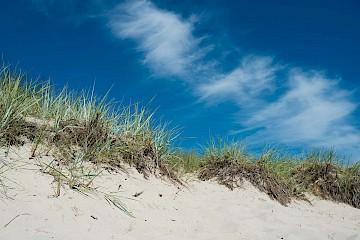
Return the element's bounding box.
[1,0,360,160]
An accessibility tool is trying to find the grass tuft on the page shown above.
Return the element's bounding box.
[292,150,360,208]
[198,139,292,205]
[198,142,360,207]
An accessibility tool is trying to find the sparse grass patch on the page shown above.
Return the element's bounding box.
[168,151,202,175]
[104,193,134,217]
[0,65,178,177]
[198,140,292,205]
[44,146,102,190]
[198,141,360,208]
[0,66,40,146]
[292,150,360,208]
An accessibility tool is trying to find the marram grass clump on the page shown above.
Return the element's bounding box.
[0,65,180,192]
[197,139,293,206]
[292,151,360,208]
[195,139,360,208]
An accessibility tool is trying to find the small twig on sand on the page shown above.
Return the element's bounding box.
[132,190,144,197]
[4,213,30,228]
[56,176,61,197]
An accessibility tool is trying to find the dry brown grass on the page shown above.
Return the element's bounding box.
[199,157,292,206]
[293,162,360,208]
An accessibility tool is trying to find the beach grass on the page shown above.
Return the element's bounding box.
[0,64,359,209]
[195,139,360,207]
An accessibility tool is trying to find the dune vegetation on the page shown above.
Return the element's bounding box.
[0,64,359,210]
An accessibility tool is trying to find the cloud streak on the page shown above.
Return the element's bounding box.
[109,0,206,79]
[243,70,360,149]
[108,0,360,158]
[197,56,279,105]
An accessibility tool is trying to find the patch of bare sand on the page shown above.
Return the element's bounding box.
[0,146,359,240]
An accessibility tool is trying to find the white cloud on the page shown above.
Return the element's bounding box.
[108,0,205,79]
[243,70,360,150]
[197,56,279,104]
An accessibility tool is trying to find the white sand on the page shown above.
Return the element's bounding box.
[1,146,359,240]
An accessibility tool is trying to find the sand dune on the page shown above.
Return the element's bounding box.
[1,146,359,240]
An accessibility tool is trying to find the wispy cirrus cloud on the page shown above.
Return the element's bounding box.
[108,0,360,157]
[197,56,280,105]
[109,0,207,79]
[241,70,360,150]
[108,1,277,98]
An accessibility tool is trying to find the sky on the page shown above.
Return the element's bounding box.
[1,0,360,160]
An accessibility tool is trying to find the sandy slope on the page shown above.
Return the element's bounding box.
[0,146,359,240]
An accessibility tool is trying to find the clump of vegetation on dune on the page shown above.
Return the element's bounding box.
[195,138,360,208]
[292,151,360,208]
[0,65,180,194]
[197,139,293,205]
[0,64,359,210]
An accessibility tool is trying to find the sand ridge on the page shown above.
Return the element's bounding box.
[0,146,359,240]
